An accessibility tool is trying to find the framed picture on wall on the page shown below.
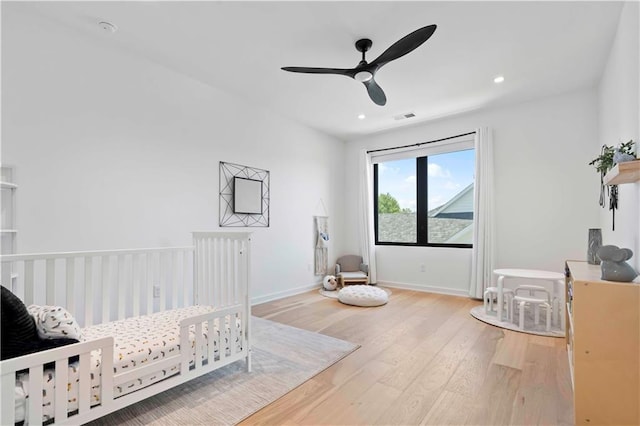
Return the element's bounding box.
[219,162,270,227]
[233,177,263,214]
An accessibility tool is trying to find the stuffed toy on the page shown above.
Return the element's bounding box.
[323,275,338,291]
[597,245,639,282]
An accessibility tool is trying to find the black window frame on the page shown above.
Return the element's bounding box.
[374,155,473,249]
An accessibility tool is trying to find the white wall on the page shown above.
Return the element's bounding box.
[1,7,346,303]
[597,1,640,271]
[345,90,600,295]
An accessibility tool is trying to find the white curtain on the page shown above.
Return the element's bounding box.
[469,127,495,298]
[358,150,377,284]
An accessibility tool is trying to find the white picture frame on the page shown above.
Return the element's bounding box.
[233,177,263,214]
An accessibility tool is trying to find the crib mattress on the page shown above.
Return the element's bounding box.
[14,306,242,424]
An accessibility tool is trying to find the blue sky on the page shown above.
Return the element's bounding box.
[377,149,475,211]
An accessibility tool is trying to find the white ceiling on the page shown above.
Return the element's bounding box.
[5,1,623,140]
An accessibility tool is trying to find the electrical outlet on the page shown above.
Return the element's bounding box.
[153,285,161,298]
[420,264,426,272]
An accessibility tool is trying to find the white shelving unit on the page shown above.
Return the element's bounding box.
[1,166,17,287]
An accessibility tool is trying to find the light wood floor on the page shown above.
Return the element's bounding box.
[240,288,573,425]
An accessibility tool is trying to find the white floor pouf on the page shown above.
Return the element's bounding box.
[338,285,388,307]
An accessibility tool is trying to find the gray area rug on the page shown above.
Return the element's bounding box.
[89,317,359,425]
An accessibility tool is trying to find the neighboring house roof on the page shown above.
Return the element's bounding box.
[428,183,474,219]
[379,183,475,244]
[378,213,473,244]
[378,213,416,243]
[444,222,474,244]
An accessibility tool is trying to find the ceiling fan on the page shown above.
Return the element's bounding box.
[281,24,437,106]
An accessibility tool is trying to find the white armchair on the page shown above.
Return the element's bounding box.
[335,255,369,286]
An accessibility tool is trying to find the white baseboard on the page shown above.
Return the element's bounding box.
[251,282,321,306]
[378,280,470,298]
[251,280,469,305]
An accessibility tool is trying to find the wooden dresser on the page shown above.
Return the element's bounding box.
[565,260,640,425]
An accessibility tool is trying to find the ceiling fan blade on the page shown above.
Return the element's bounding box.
[281,66,355,77]
[370,24,437,69]
[363,78,387,106]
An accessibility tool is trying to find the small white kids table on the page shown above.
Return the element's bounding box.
[493,268,565,329]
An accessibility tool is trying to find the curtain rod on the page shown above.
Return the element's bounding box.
[366,131,476,154]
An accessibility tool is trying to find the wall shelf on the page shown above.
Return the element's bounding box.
[603,160,640,185]
[0,181,18,189]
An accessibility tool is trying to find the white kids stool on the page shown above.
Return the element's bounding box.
[515,284,559,326]
[511,295,551,331]
[484,286,514,319]
[512,285,553,330]
[515,284,551,300]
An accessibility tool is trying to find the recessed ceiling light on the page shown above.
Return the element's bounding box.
[358,114,366,120]
[494,75,505,84]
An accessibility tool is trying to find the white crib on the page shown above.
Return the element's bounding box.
[0,231,252,425]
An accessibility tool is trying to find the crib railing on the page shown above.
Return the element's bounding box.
[193,231,251,308]
[0,231,252,328]
[0,337,114,426]
[1,246,194,328]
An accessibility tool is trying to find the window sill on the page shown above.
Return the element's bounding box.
[375,242,472,249]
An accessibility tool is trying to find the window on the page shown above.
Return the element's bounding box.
[375,158,417,243]
[373,136,475,247]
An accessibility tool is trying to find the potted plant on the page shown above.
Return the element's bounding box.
[588,140,635,175]
[588,140,636,230]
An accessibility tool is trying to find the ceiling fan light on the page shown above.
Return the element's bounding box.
[354,71,373,82]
